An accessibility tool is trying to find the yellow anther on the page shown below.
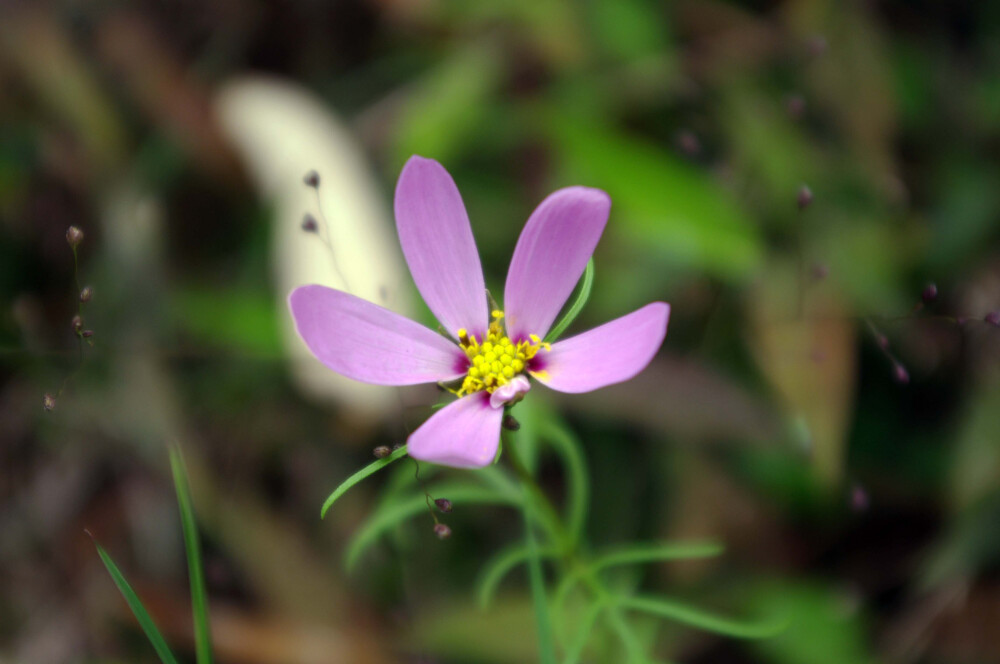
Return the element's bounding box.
[455,308,549,395]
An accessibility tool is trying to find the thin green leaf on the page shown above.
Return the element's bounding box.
[169,446,213,664]
[554,542,723,626]
[91,539,181,664]
[539,421,590,544]
[590,542,724,572]
[345,483,520,571]
[618,594,786,639]
[545,258,594,343]
[321,444,409,518]
[476,541,558,609]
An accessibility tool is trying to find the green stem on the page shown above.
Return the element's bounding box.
[503,423,557,664]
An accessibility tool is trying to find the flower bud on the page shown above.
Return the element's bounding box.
[986,311,1000,328]
[80,286,93,303]
[71,315,83,334]
[81,330,94,338]
[797,185,813,210]
[301,214,318,233]
[434,498,452,513]
[676,130,700,157]
[850,484,869,512]
[303,170,320,188]
[893,363,910,385]
[502,414,520,431]
[43,393,56,411]
[433,523,451,539]
[373,445,391,459]
[786,94,806,119]
[66,226,84,248]
[876,334,889,351]
[921,283,937,303]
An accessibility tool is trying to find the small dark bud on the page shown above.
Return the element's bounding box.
[373,445,391,459]
[392,443,403,451]
[986,311,1000,327]
[81,329,94,338]
[676,130,700,157]
[66,226,84,248]
[71,315,83,334]
[786,94,806,119]
[79,286,93,303]
[893,363,910,385]
[921,283,937,304]
[797,185,813,210]
[43,393,56,411]
[303,170,320,188]
[850,484,869,512]
[502,414,520,431]
[301,214,318,233]
[806,35,828,58]
[434,498,453,513]
[811,263,829,281]
[876,334,889,350]
[433,523,451,539]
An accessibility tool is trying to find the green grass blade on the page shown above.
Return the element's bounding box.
[91,538,181,664]
[169,446,213,664]
[618,594,786,639]
[345,483,520,571]
[476,541,557,609]
[321,444,409,518]
[545,258,594,343]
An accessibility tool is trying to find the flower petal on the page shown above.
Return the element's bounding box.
[289,285,465,385]
[532,302,670,393]
[490,375,531,409]
[408,393,503,468]
[395,155,488,339]
[504,187,610,341]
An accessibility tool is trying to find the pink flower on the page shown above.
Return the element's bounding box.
[289,156,670,468]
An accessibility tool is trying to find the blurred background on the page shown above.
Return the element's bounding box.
[3,0,1000,662]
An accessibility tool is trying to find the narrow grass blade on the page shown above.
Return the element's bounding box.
[545,258,594,343]
[91,537,181,664]
[321,444,409,518]
[169,446,213,664]
[618,594,786,638]
[563,601,606,664]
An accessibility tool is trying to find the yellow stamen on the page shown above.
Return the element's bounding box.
[454,309,549,397]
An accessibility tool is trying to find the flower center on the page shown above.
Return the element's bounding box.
[455,310,548,397]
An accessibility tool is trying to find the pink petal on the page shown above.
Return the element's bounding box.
[504,187,610,341]
[490,375,531,409]
[395,156,488,340]
[532,302,670,393]
[289,285,466,385]
[407,393,503,468]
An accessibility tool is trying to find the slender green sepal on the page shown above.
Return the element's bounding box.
[320,444,409,518]
[545,258,594,343]
[169,445,213,664]
[91,537,181,664]
[618,594,786,638]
